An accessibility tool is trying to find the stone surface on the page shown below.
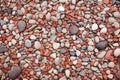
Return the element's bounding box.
[7,66,21,80]
[58,6,65,12]
[29,19,36,25]
[65,69,70,77]
[30,35,36,40]
[96,40,108,50]
[18,20,26,32]
[100,27,107,33]
[114,48,120,57]
[108,17,116,23]
[0,43,8,53]
[108,62,115,68]
[69,26,79,35]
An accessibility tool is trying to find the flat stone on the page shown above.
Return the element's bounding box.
[50,16,58,22]
[7,66,21,80]
[34,41,41,49]
[57,26,62,32]
[0,43,8,53]
[69,26,79,35]
[59,76,67,80]
[79,69,87,76]
[18,20,26,32]
[0,20,6,26]
[25,39,32,48]
[97,51,106,58]
[65,69,70,77]
[53,42,60,49]
[96,40,108,50]
[50,53,56,58]
[82,57,90,62]
[54,57,61,65]
[50,34,57,41]
[29,19,36,25]
[114,48,120,57]
[92,23,98,30]
[113,22,120,28]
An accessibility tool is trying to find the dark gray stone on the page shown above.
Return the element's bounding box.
[96,40,108,50]
[69,50,76,56]
[60,48,66,54]
[18,20,26,32]
[7,66,22,80]
[0,43,8,53]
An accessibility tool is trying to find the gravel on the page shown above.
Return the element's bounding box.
[34,41,41,49]
[53,42,60,49]
[25,39,32,48]
[65,69,70,77]
[69,26,79,35]
[96,40,108,50]
[92,23,98,30]
[0,43,8,53]
[97,51,106,58]
[113,48,120,57]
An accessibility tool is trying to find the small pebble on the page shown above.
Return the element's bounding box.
[97,51,106,58]
[65,69,70,77]
[34,41,41,49]
[107,74,113,79]
[108,62,115,68]
[92,23,98,30]
[114,48,120,57]
[100,27,107,33]
[30,35,36,40]
[25,39,32,48]
[53,42,60,49]
[69,26,79,35]
[18,20,26,32]
[0,43,8,53]
[96,40,108,50]
[58,6,65,12]
[29,19,36,25]
[113,11,120,18]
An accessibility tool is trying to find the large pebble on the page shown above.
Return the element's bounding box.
[25,40,32,48]
[114,48,120,57]
[65,69,70,77]
[113,11,120,18]
[92,23,98,30]
[69,26,79,35]
[18,20,26,32]
[53,42,60,49]
[58,6,65,12]
[0,43,8,53]
[96,40,108,50]
[97,51,106,58]
[7,66,21,80]
[34,41,41,49]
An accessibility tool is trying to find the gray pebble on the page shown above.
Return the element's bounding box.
[69,50,76,56]
[96,40,108,50]
[69,26,79,35]
[41,1,48,7]
[18,20,26,32]
[25,40,32,48]
[57,26,62,32]
[82,57,90,62]
[0,43,8,53]
[50,34,57,41]
[60,48,66,54]
[79,69,87,76]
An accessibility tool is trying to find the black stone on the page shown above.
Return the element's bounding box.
[96,40,108,50]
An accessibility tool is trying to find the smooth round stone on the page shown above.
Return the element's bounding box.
[113,22,120,28]
[60,48,66,54]
[85,14,91,19]
[57,26,62,32]
[69,50,76,56]
[7,66,21,80]
[72,0,76,4]
[58,6,65,12]
[87,46,94,51]
[29,19,36,25]
[53,42,60,49]
[106,70,111,74]
[8,24,14,31]
[108,62,115,68]
[92,23,98,30]
[34,41,41,49]
[65,69,70,77]
[11,39,17,45]
[100,27,107,33]
[46,12,51,21]
[107,74,113,79]
[18,20,26,32]
[96,40,108,50]
[25,40,32,48]
[50,16,58,22]
[65,42,70,48]
[113,11,120,18]
[50,53,56,58]
[69,26,79,35]
[114,48,120,57]
[30,35,36,40]
[41,1,47,7]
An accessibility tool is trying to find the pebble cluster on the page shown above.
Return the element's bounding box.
[0,0,120,80]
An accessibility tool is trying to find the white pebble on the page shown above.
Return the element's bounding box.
[11,39,17,45]
[107,74,113,79]
[50,53,57,58]
[30,35,36,40]
[100,27,107,33]
[29,19,36,25]
[34,41,41,49]
[58,6,65,12]
[65,69,70,77]
[92,23,98,30]
[53,42,60,49]
[108,62,115,68]
[114,48,120,57]
[17,53,21,58]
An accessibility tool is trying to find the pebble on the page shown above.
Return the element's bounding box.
[41,1,47,7]
[18,20,26,32]
[0,43,8,53]
[113,22,120,28]
[85,14,91,19]
[62,28,67,33]
[11,39,17,45]
[91,67,98,71]
[34,41,41,49]
[87,46,94,51]
[65,69,70,77]
[50,53,56,58]
[25,40,32,48]
[65,42,70,48]
[58,6,65,12]
[69,26,79,35]
[8,24,14,31]
[7,66,21,80]
[116,71,120,79]
[97,51,106,58]
[113,11,120,18]
[107,74,113,79]
[96,40,108,50]
[82,57,90,62]
[60,48,66,54]
[72,0,76,4]
[46,12,51,21]
[50,34,57,41]
[92,23,98,30]
[106,70,111,74]
[54,57,61,65]
[50,16,58,22]
[108,17,116,23]
[0,20,6,26]
[100,27,107,33]
[108,62,115,68]
[29,19,36,25]
[17,53,21,58]
[59,76,67,80]
[69,50,76,56]
[79,69,86,76]
[30,35,36,40]
[114,48,120,57]
[53,42,60,49]
[57,26,62,32]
